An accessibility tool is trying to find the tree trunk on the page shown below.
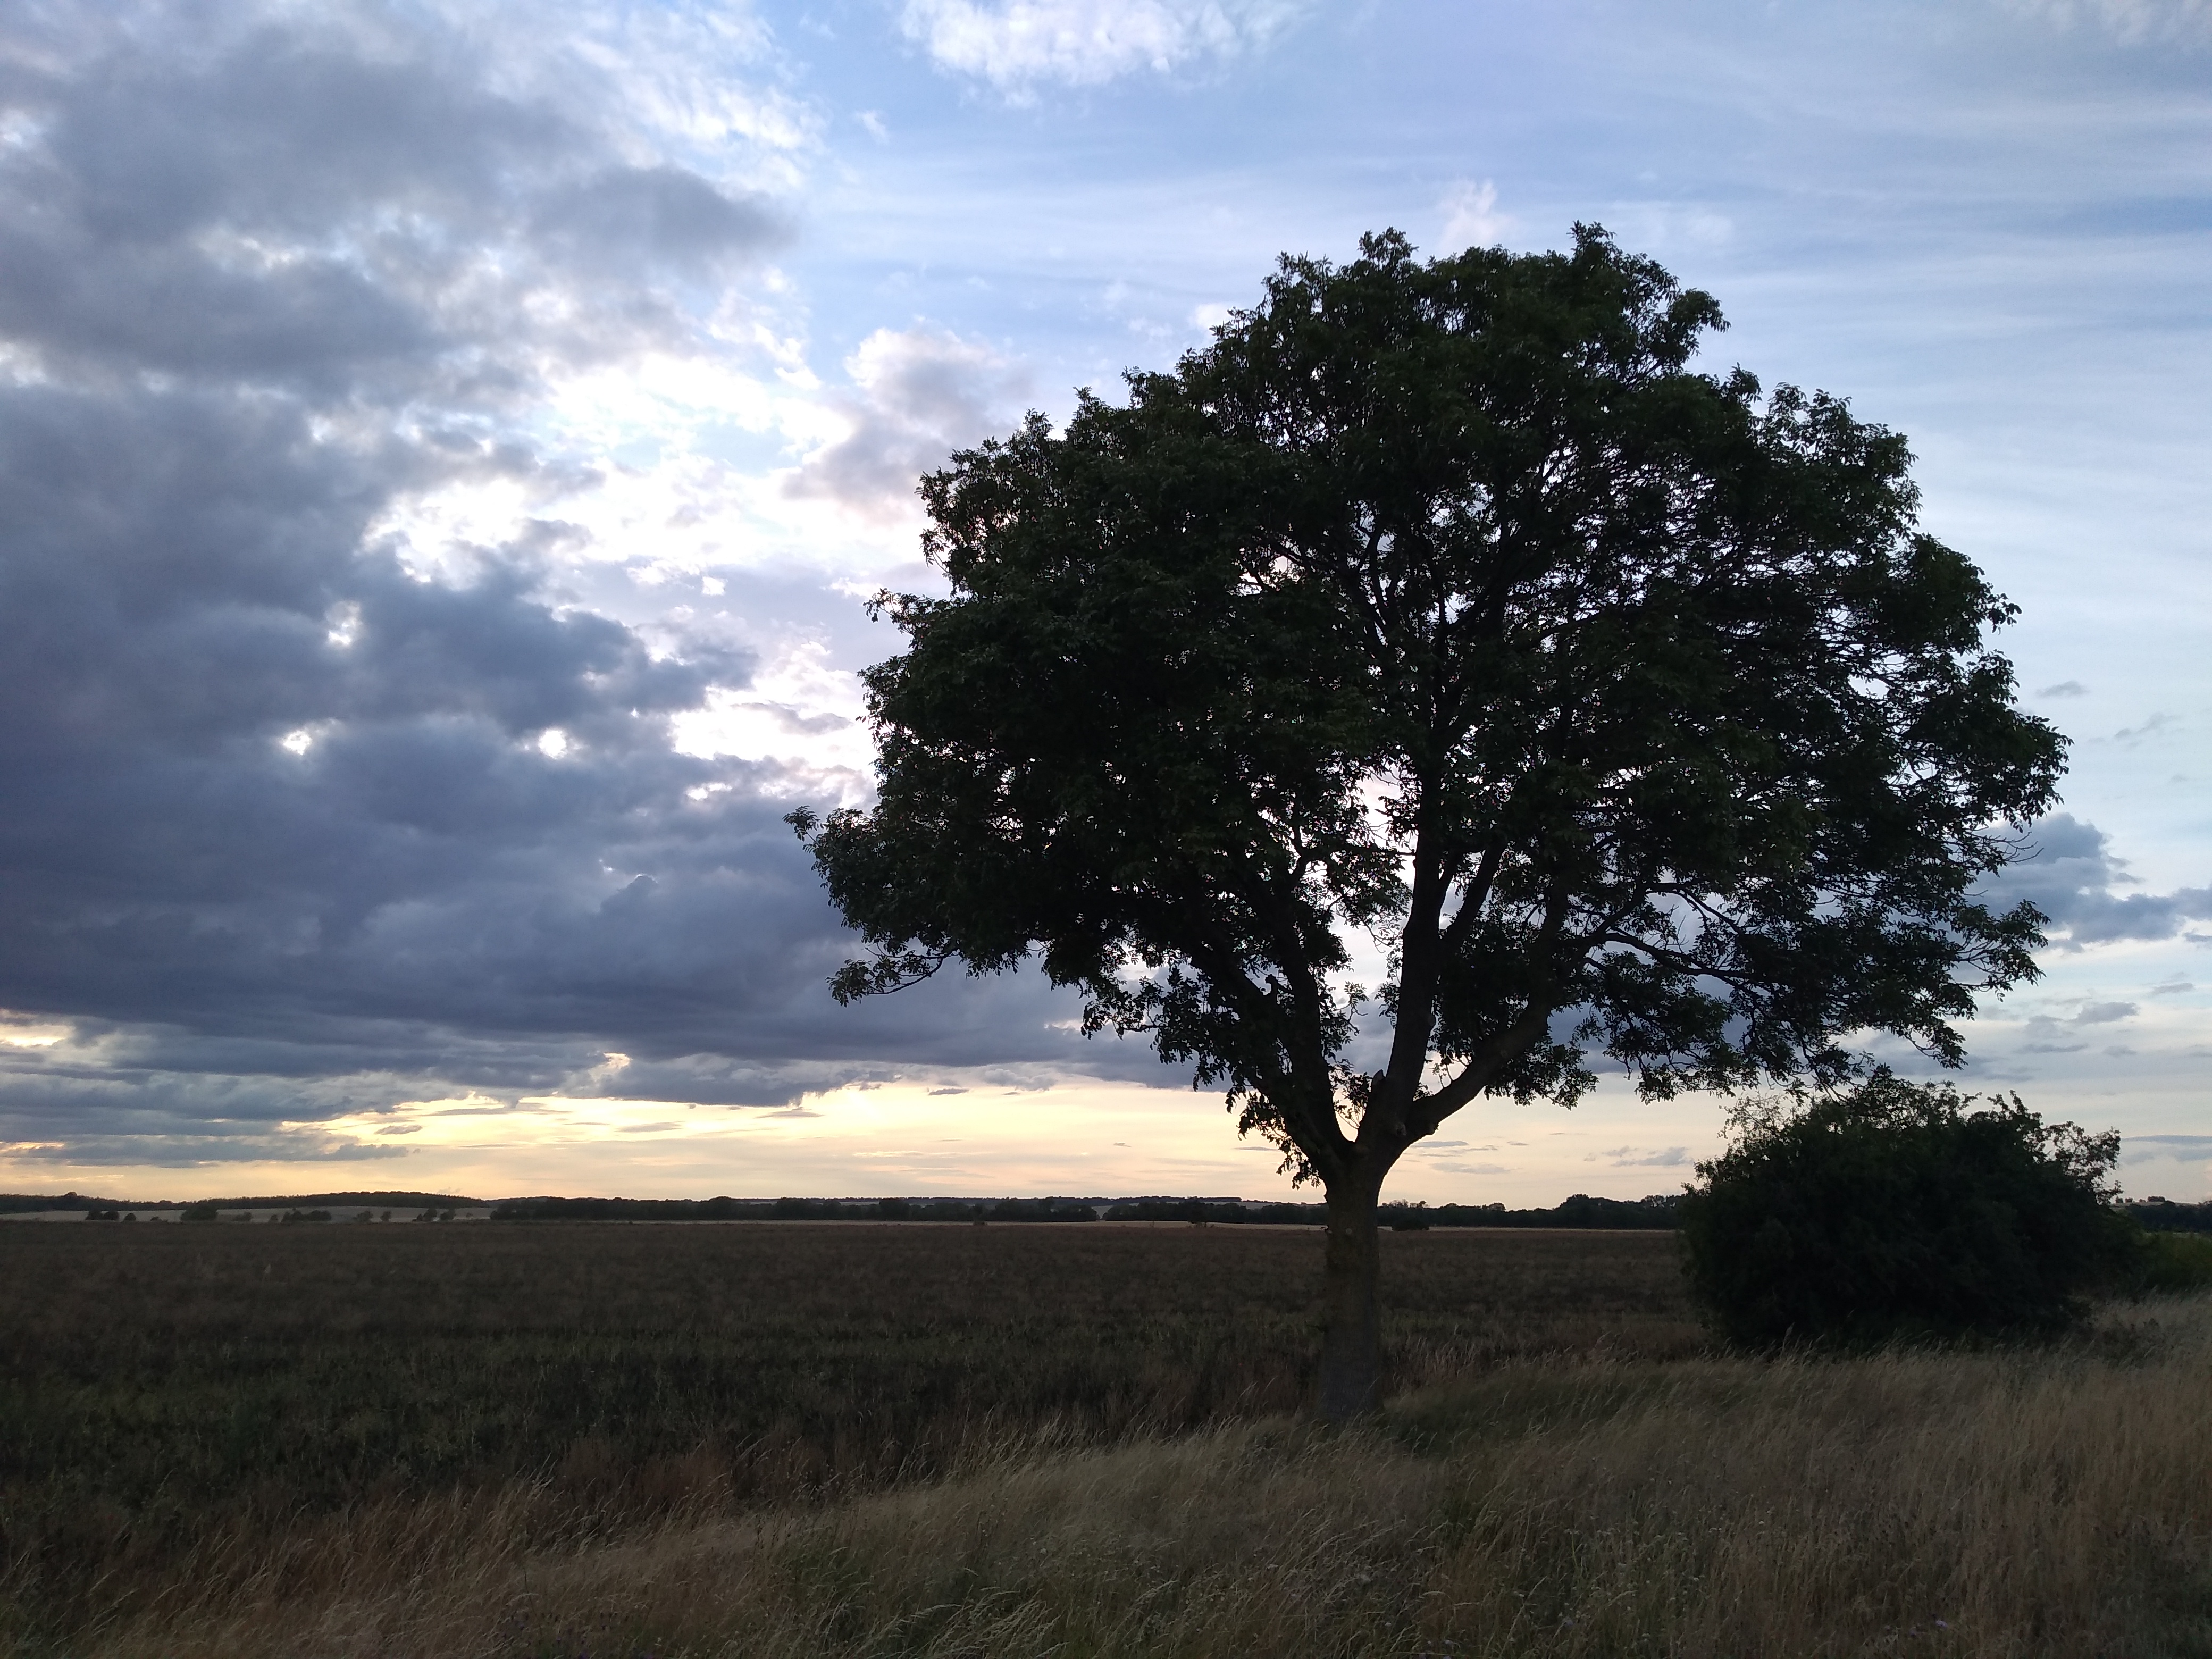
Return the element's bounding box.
[1314,1169,1384,1423]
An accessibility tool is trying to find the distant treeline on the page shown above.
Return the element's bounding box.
[2127,1199,2212,1234]
[0,1191,480,1213]
[490,1196,1109,1223]
[12,1189,2202,1233]
[179,1191,481,1209]
[485,1193,1688,1228]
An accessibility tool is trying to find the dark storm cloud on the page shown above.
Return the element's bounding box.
[0,11,784,400]
[1980,814,2212,948]
[535,166,787,279]
[0,1,1162,1166]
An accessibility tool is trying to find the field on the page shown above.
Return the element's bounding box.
[2,1222,2207,1657]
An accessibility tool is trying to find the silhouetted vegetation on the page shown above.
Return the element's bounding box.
[3,1189,1685,1227]
[480,1193,1682,1227]
[2124,1196,2212,1233]
[1679,1076,2141,1346]
[491,1195,1111,1222]
[2134,1229,2212,1294]
[0,1190,481,1214]
[798,228,2064,1418]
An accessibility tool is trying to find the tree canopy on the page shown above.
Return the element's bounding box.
[797,225,2066,1415]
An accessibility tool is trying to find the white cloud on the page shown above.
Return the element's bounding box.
[1438,178,1509,250]
[784,326,1030,519]
[900,0,1305,91]
[671,638,875,787]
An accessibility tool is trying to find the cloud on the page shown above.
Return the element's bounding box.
[2017,996,2146,1052]
[1598,1146,1691,1168]
[785,328,1030,518]
[900,0,1305,91]
[1977,815,2212,948]
[1438,179,1510,250]
[0,0,1188,1171]
[2106,713,2179,749]
[2002,0,2212,43]
[0,18,788,401]
[532,166,788,279]
[2125,1134,2212,1163]
[2035,680,2089,698]
[2071,1001,2139,1024]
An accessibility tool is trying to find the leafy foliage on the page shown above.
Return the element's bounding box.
[801,227,2063,1199]
[798,226,2068,1415]
[1678,1074,2141,1345]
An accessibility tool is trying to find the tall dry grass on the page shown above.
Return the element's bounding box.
[62,1293,2212,1659]
[0,1223,1694,1645]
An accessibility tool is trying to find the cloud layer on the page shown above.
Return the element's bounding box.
[785,328,1031,517]
[4,0,2206,1191]
[900,0,1305,90]
[0,0,1154,1169]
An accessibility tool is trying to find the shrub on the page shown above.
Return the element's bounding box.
[2135,1230,2212,1295]
[1679,1073,2139,1346]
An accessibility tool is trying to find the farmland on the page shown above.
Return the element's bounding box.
[3,1222,2207,1657]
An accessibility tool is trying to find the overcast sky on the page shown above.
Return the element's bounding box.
[0,0,2206,1203]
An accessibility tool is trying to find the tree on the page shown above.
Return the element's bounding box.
[1677,1074,2139,1344]
[793,227,2065,1420]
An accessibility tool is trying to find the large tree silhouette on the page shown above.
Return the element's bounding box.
[795,227,2065,1419]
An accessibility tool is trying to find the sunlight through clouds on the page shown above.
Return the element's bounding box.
[671,640,876,788]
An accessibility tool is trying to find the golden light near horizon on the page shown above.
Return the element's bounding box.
[2,1072,1753,1206]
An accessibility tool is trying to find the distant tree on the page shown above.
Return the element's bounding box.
[1679,1074,2140,1344]
[794,228,2064,1419]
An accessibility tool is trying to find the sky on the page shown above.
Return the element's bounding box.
[0,0,2206,1204]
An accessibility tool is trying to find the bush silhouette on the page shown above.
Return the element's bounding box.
[1680,1074,2139,1346]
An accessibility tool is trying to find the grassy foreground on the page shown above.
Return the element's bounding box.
[0,1222,1691,1645]
[5,1226,2208,1656]
[74,1296,2210,1659]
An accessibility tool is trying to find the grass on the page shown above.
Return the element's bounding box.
[5,1224,2208,1657]
[0,1221,1691,1646]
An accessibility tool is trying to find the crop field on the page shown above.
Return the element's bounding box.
[0,1221,1692,1647]
[3,1222,2208,1658]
